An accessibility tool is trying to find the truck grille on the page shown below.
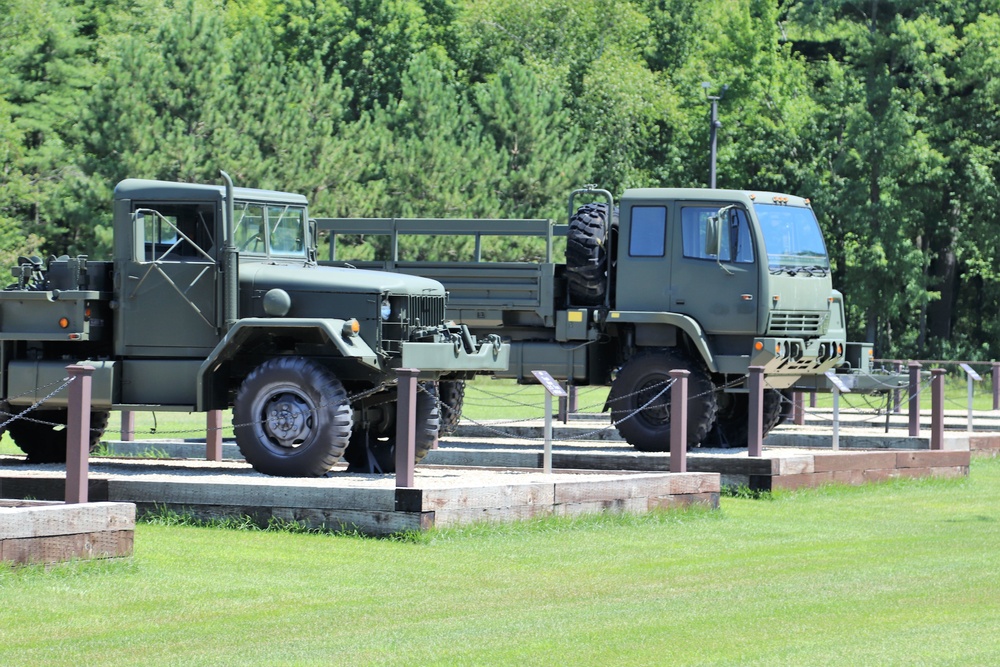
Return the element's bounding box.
[380,293,447,354]
[768,311,827,337]
[410,295,445,329]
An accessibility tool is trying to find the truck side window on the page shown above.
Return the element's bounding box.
[629,206,667,257]
[681,206,754,263]
[137,204,216,261]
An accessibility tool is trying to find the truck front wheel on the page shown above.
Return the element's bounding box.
[608,350,717,452]
[234,356,352,477]
[5,407,109,463]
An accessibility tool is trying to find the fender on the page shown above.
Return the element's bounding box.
[196,318,380,410]
[606,310,718,373]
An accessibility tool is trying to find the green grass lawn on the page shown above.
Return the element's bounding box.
[2,457,999,665]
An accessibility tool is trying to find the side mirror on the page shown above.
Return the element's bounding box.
[705,214,722,257]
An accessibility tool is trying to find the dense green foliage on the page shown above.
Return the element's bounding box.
[1,0,999,359]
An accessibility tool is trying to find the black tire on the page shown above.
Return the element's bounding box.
[763,389,785,432]
[7,408,109,463]
[438,380,465,436]
[707,389,785,448]
[706,392,749,448]
[233,356,352,477]
[344,384,440,473]
[608,350,717,452]
[773,389,794,427]
[566,202,618,306]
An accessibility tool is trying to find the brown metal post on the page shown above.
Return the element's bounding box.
[747,367,764,457]
[908,362,922,437]
[65,365,95,504]
[121,411,135,441]
[892,362,903,413]
[206,410,223,462]
[793,392,804,426]
[395,368,419,488]
[809,391,817,408]
[931,368,945,450]
[558,384,579,424]
[993,362,1000,411]
[668,370,688,473]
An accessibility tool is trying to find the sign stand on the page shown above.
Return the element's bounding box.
[531,370,568,474]
[960,363,982,432]
[824,371,851,451]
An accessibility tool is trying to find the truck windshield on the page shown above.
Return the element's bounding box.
[233,203,307,257]
[754,204,829,275]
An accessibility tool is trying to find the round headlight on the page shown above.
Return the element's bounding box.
[380,299,392,321]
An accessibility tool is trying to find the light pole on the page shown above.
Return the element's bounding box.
[702,82,728,188]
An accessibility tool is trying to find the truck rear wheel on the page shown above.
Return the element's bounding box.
[608,350,717,452]
[438,380,465,436]
[566,203,617,306]
[233,356,352,477]
[6,408,109,463]
[344,384,440,473]
[707,389,785,448]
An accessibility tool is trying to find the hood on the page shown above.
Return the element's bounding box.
[240,261,445,296]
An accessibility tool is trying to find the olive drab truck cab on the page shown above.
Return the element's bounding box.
[0,174,508,476]
[318,186,894,452]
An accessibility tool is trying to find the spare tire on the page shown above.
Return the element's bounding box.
[566,202,617,306]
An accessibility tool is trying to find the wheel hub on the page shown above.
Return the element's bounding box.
[637,379,671,425]
[263,392,313,448]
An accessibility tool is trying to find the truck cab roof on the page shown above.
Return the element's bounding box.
[622,188,811,208]
[114,179,309,206]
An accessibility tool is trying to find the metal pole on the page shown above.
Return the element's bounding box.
[931,368,945,450]
[669,370,689,473]
[793,392,804,426]
[892,362,902,413]
[543,391,553,474]
[831,386,840,451]
[968,372,975,433]
[395,369,419,488]
[65,365,95,504]
[908,362,922,437]
[709,97,719,189]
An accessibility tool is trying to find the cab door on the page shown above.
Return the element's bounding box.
[667,201,760,334]
[119,202,222,356]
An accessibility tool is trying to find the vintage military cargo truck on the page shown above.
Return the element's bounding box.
[0,174,508,476]
[318,186,889,451]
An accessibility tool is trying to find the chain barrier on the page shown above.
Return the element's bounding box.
[1,378,394,442]
[438,375,748,445]
[0,375,77,431]
[790,374,937,427]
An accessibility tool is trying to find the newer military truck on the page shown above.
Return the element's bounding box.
[0,174,508,476]
[318,186,880,451]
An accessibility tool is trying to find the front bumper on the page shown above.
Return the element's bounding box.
[400,334,510,376]
[748,336,844,388]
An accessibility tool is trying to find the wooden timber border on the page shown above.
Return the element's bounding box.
[0,460,719,536]
[0,500,135,566]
